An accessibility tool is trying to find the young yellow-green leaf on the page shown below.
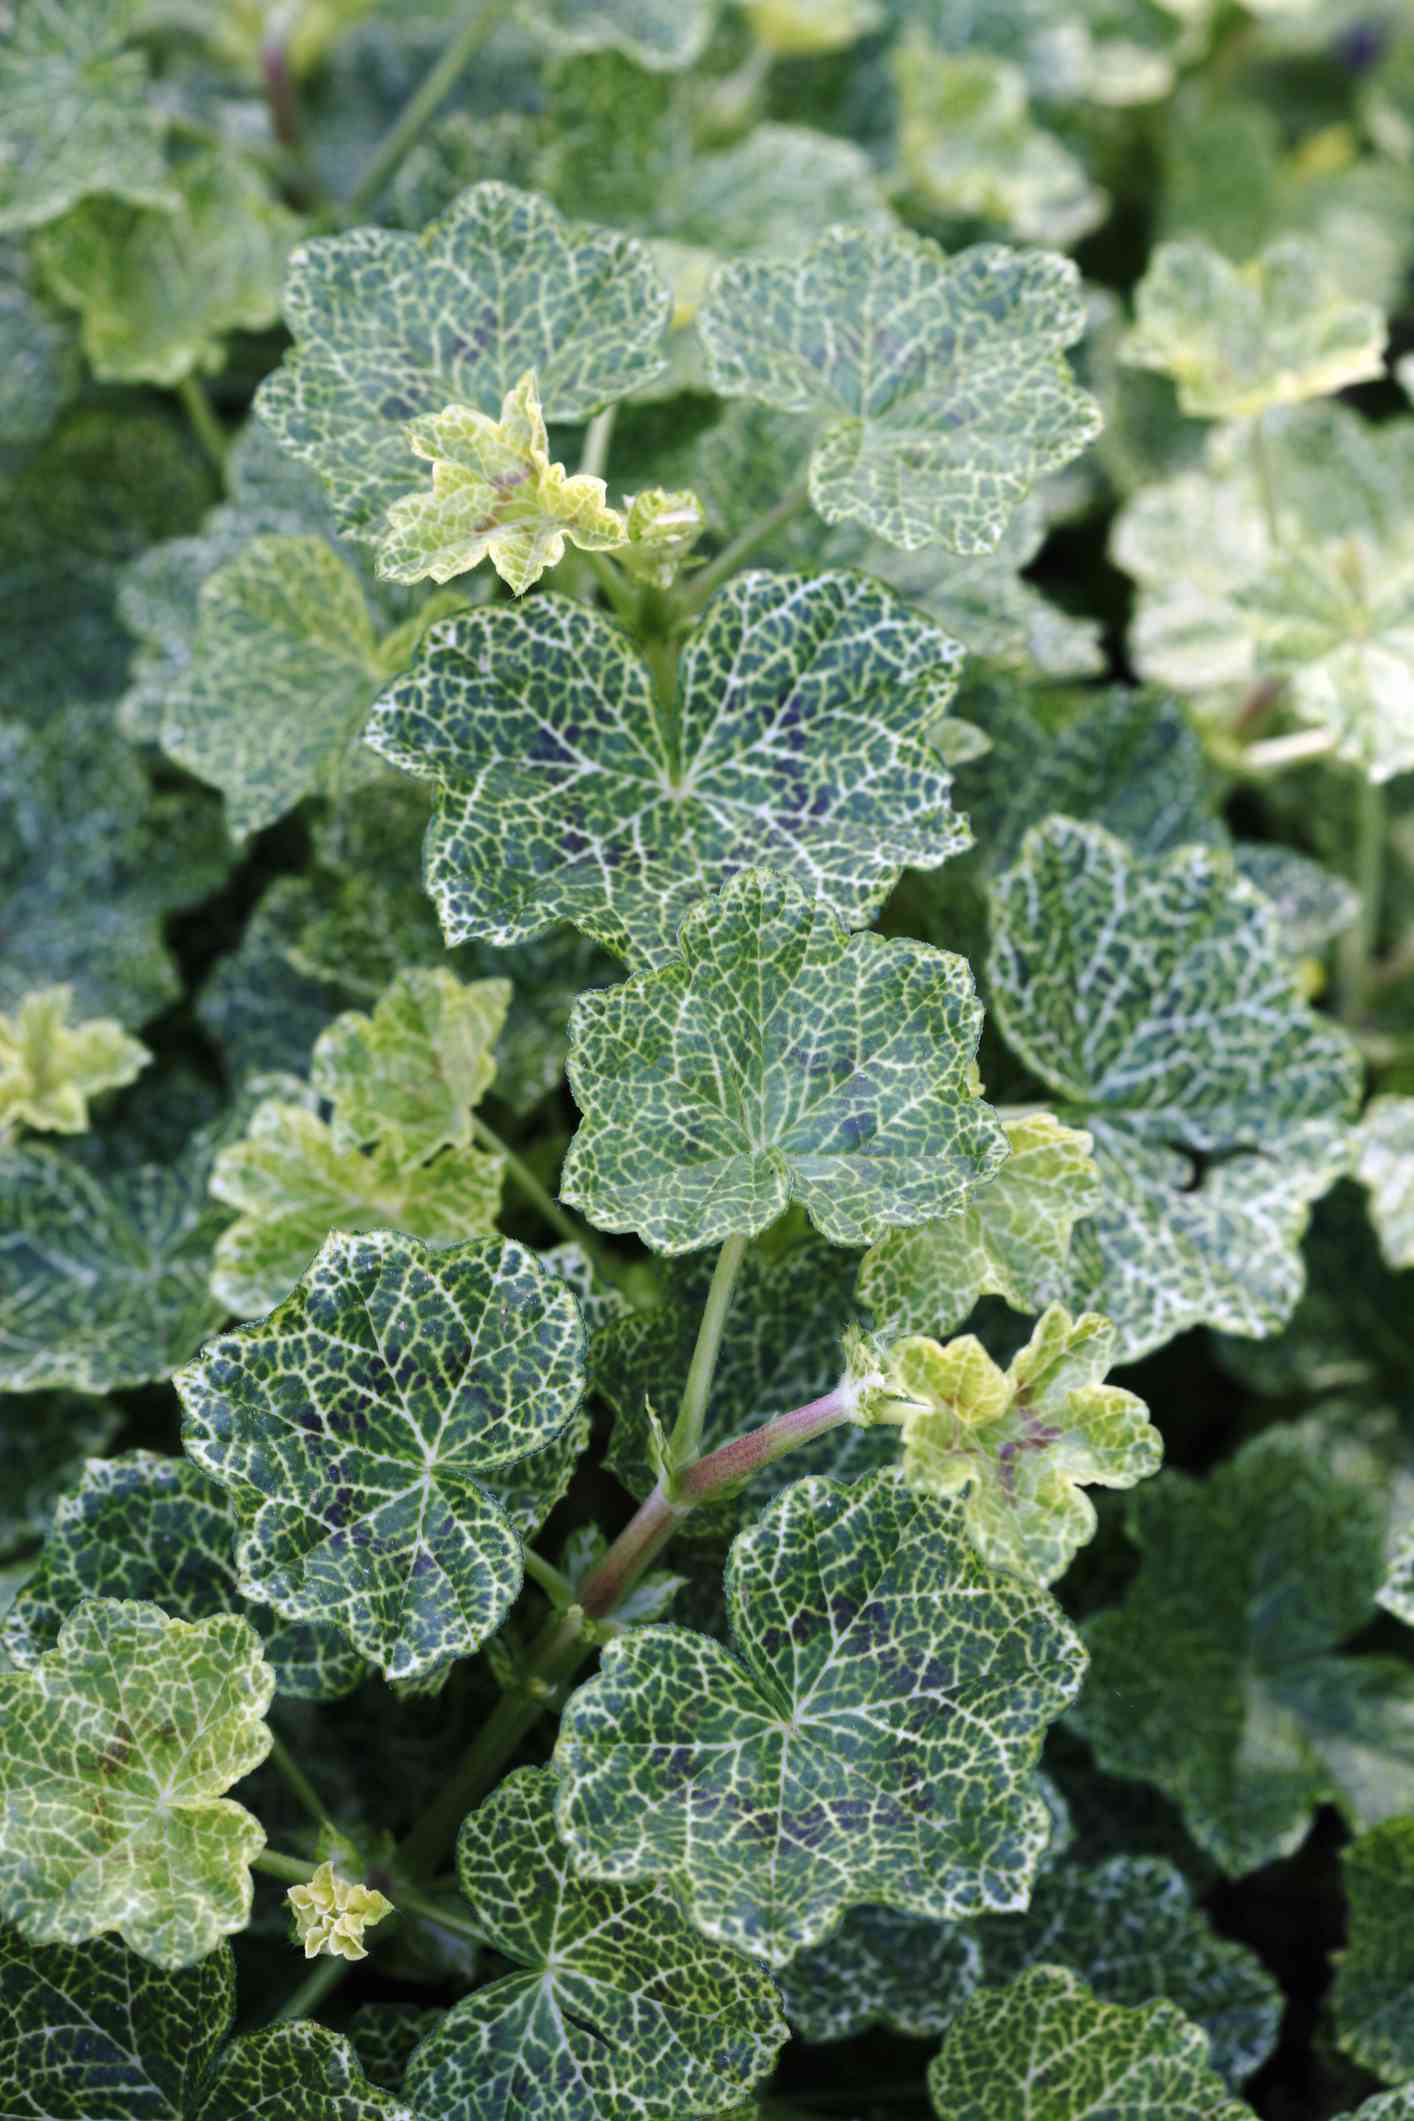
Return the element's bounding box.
[32,144,298,387]
[895,40,1108,247]
[311,969,509,1165]
[1355,1097,1414,1271]
[0,1599,272,1967]
[287,1862,393,1962]
[521,0,717,69]
[3,1452,367,1701]
[1120,237,1386,419]
[0,1392,120,1560]
[255,184,671,541]
[858,1114,1100,1338]
[863,1305,1161,1585]
[379,373,628,592]
[1076,1427,1414,1875]
[554,1468,1086,1967]
[741,0,878,53]
[403,1767,787,2121]
[207,1087,503,1318]
[0,0,176,236]
[0,986,148,1141]
[620,485,705,588]
[927,1966,1255,2120]
[561,869,1007,1252]
[0,1143,229,1394]
[0,1927,418,2118]
[368,573,968,969]
[178,1231,585,1683]
[1333,1815,1414,2085]
[699,227,1100,552]
[989,819,1361,1358]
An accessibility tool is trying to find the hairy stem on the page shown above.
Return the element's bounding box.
[346,0,511,216]
[522,1546,577,1607]
[666,1230,748,1470]
[177,375,228,476]
[1339,772,1386,1023]
[270,1953,351,2024]
[679,483,810,613]
[254,1847,318,1884]
[266,1730,340,1843]
[386,1878,485,1946]
[469,1113,641,1304]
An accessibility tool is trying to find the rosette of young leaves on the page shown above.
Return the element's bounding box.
[988,818,1361,1359]
[858,1114,1100,1338]
[698,225,1100,552]
[1076,1427,1414,1875]
[1333,1815,1414,2085]
[0,0,176,236]
[0,1928,417,2118]
[368,572,969,968]
[0,1600,273,1967]
[0,987,148,1141]
[255,184,671,542]
[555,1468,1086,1967]
[520,0,718,69]
[32,143,298,388]
[178,1231,586,1684]
[0,1142,230,1393]
[403,1768,787,2121]
[561,869,1007,1252]
[861,1305,1161,1585]
[3,1452,367,1701]
[894,39,1107,247]
[1355,1098,1414,1270]
[927,1966,1254,2120]
[0,1392,120,1558]
[1120,237,1387,418]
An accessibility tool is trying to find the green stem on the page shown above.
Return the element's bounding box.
[678,483,810,614]
[271,1953,351,2025]
[578,406,617,481]
[177,375,228,477]
[522,1547,576,1607]
[666,1231,748,1470]
[346,0,511,216]
[1250,409,1279,548]
[470,1113,640,1303]
[584,547,640,626]
[387,1879,486,1946]
[266,1731,341,1843]
[1339,773,1386,1023]
[254,1847,318,1885]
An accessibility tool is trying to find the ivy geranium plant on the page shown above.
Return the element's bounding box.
[5,3,1414,2117]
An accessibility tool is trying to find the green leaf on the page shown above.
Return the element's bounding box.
[1233,842,1359,965]
[0,1142,230,1394]
[1333,1814,1414,2085]
[255,183,670,542]
[561,868,1007,1251]
[988,818,1361,1357]
[521,0,717,69]
[926,1965,1254,2120]
[0,987,148,1141]
[858,1114,1100,1339]
[178,1231,586,1683]
[1121,237,1387,418]
[740,0,878,54]
[1076,1427,1414,1875]
[0,242,79,445]
[554,1467,1086,1967]
[777,1905,982,2042]
[0,1599,272,1967]
[0,1392,120,1560]
[367,572,968,968]
[0,0,175,236]
[1336,2095,1414,2120]
[402,1766,787,2120]
[32,143,298,387]
[1355,1097,1414,1271]
[346,2005,443,2092]
[862,1304,1162,1585]
[0,1927,417,2117]
[699,227,1100,552]
[3,1452,367,1701]
[312,968,510,1165]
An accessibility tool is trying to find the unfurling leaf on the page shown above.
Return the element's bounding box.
[0,1599,272,1967]
[1332,1814,1414,2085]
[378,373,628,592]
[555,1469,1086,1967]
[520,0,718,70]
[0,986,148,1140]
[1355,1097,1414,1271]
[857,1304,1161,1584]
[178,1231,585,1683]
[561,868,1007,1251]
[288,1863,393,1962]
[620,485,705,586]
[311,968,510,1166]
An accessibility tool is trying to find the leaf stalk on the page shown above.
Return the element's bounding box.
[345,0,512,217]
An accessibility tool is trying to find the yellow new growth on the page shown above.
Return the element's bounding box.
[0,987,148,1141]
[621,488,706,589]
[379,371,629,594]
[287,1861,394,1961]
[742,0,881,57]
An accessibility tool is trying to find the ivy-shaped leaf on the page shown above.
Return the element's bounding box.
[402,1767,787,2121]
[311,968,509,1166]
[1076,1427,1414,1875]
[0,1927,416,2117]
[858,1114,1100,1339]
[699,226,1101,552]
[346,2005,443,2093]
[989,818,1361,1358]
[0,1392,120,1560]
[1355,1097,1414,1271]
[368,573,968,968]
[1333,1815,1414,2086]
[255,183,670,541]
[927,1966,1254,2120]
[561,869,1007,1251]
[777,1905,982,2043]
[1120,237,1387,419]
[554,1467,1086,1967]
[0,987,148,1141]
[178,1231,586,1684]
[0,1600,272,1967]
[2,1452,367,1701]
